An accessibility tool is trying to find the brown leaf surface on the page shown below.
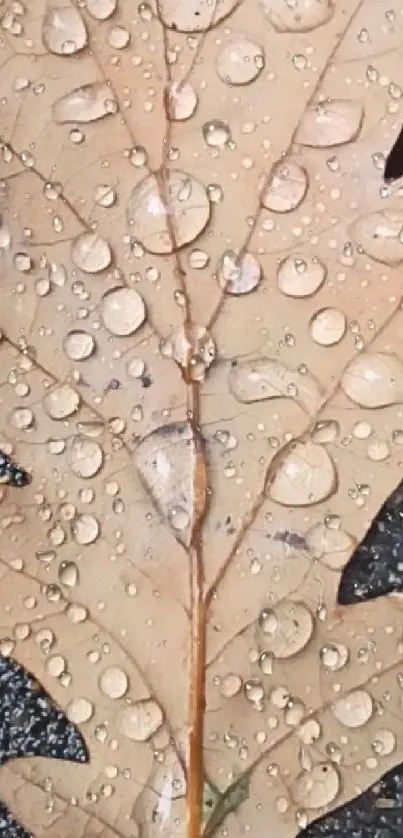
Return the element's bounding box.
[1,0,403,836]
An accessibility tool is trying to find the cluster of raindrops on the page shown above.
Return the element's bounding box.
[2,0,403,836]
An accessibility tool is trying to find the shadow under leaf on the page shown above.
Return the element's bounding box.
[0,654,88,837]
[337,479,403,605]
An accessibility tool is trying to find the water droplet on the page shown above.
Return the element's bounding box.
[229,358,323,415]
[306,523,356,570]
[45,655,66,677]
[268,440,336,506]
[262,161,308,212]
[244,679,264,705]
[71,232,112,274]
[118,699,163,741]
[168,505,190,531]
[67,697,94,723]
[127,170,210,254]
[258,601,313,658]
[94,184,116,208]
[0,639,15,656]
[284,699,305,726]
[341,352,403,408]
[168,82,198,120]
[277,255,326,297]
[72,514,100,545]
[44,384,80,419]
[202,120,232,148]
[320,642,349,671]
[372,729,396,756]
[68,436,103,478]
[309,307,346,346]
[99,666,129,699]
[217,250,261,295]
[127,357,146,379]
[107,25,130,49]
[350,210,403,265]
[332,690,373,728]
[11,407,34,430]
[86,0,116,18]
[220,673,243,698]
[367,439,390,462]
[58,561,79,588]
[296,100,363,147]
[42,6,87,55]
[188,248,210,269]
[216,36,265,85]
[67,603,88,623]
[160,0,238,32]
[260,0,334,32]
[298,719,321,745]
[53,83,118,123]
[63,330,95,361]
[134,422,206,547]
[292,764,340,810]
[101,288,146,336]
[311,420,339,444]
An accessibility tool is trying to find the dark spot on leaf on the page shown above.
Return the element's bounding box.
[337,480,403,605]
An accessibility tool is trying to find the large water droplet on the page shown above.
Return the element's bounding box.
[332,690,373,728]
[58,561,79,588]
[320,642,349,671]
[68,436,103,478]
[292,764,340,810]
[126,170,210,254]
[67,697,93,723]
[372,729,396,756]
[168,82,198,120]
[268,440,336,506]
[262,161,308,212]
[229,358,323,415]
[260,0,334,32]
[86,0,116,18]
[258,601,313,658]
[159,0,238,32]
[309,307,346,346]
[277,255,326,297]
[216,36,265,85]
[101,287,146,336]
[118,699,163,741]
[71,232,112,274]
[99,666,129,699]
[72,514,100,545]
[63,330,95,361]
[42,6,87,55]
[217,250,261,294]
[220,673,243,698]
[202,119,232,148]
[52,83,118,123]
[44,384,80,420]
[134,422,206,547]
[350,210,403,265]
[296,100,363,147]
[341,352,403,408]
